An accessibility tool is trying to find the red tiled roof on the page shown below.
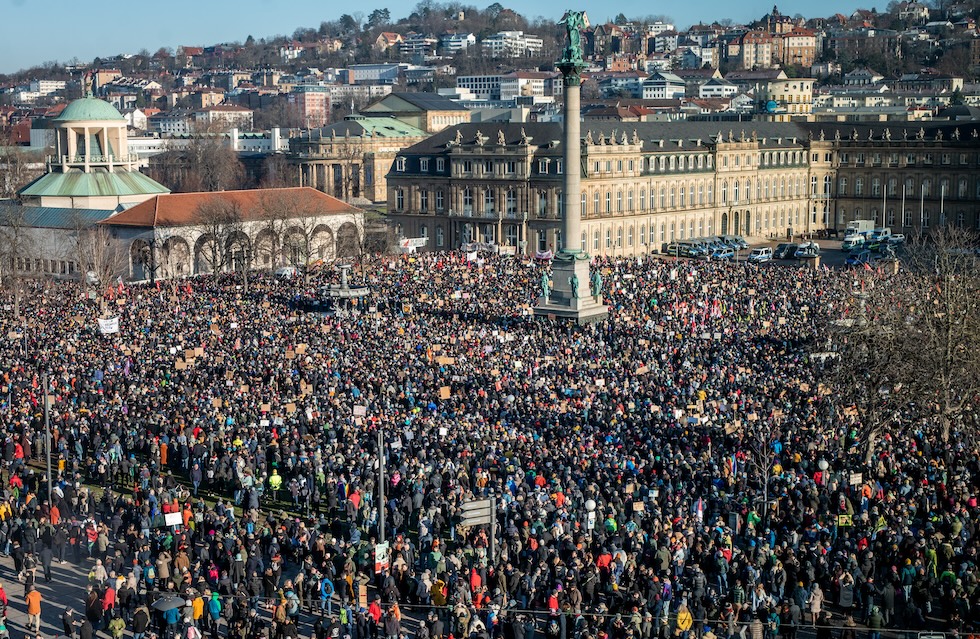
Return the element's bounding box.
[101,187,360,228]
[201,104,251,112]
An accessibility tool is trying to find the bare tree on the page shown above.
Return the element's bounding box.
[255,191,291,271]
[0,130,46,199]
[260,153,296,189]
[743,423,779,528]
[823,271,912,464]
[194,198,247,280]
[336,135,364,202]
[901,227,980,441]
[150,126,246,193]
[72,219,127,313]
[0,206,36,320]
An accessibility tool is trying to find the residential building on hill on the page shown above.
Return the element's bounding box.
[481,31,544,58]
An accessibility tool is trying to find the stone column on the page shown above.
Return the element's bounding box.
[561,81,582,256]
[83,126,90,172]
[533,9,607,323]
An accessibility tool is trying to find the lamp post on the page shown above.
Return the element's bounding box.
[42,373,52,502]
[584,498,596,532]
[377,428,385,544]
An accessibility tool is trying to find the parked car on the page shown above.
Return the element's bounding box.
[846,250,877,267]
[663,243,695,258]
[274,266,298,279]
[722,235,748,250]
[774,243,798,259]
[841,236,865,252]
[747,247,773,263]
[711,247,735,260]
[887,234,906,245]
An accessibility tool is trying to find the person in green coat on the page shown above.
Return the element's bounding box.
[107,614,125,639]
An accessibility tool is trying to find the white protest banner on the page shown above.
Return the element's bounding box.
[97,317,120,335]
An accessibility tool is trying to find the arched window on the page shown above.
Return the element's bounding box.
[721,181,728,204]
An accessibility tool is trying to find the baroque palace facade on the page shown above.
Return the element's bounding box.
[384,120,980,255]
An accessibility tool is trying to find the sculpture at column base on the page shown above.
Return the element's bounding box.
[534,258,608,324]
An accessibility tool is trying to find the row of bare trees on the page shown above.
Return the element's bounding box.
[190,191,368,289]
[823,227,980,464]
[0,207,128,319]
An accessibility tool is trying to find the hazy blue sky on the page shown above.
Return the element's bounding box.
[1,0,858,74]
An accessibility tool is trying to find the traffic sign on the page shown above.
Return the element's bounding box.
[461,498,494,526]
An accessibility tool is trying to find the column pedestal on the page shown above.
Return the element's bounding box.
[534,255,608,324]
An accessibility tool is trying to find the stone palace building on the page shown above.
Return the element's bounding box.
[384,120,980,255]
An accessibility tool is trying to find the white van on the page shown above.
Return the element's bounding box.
[747,247,772,263]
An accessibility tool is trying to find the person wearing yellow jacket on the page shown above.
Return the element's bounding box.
[268,469,282,501]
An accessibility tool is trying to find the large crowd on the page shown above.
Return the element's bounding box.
[0,252,976,639]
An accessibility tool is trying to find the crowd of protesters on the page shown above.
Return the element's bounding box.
[0,251,976,639]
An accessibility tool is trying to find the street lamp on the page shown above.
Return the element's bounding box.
[42,373,52,502]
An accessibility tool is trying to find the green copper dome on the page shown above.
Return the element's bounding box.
[55,98,125,122]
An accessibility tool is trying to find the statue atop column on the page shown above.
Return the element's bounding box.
[559,11,588,68]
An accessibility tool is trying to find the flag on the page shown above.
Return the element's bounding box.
[726,454,737,478]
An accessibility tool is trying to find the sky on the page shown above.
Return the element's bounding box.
[1,0,860,75]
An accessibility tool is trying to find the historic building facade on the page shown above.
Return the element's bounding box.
[385,121,980,255]
[288,116,429,204]
[385,122,832,255]
[825,125,980,233]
